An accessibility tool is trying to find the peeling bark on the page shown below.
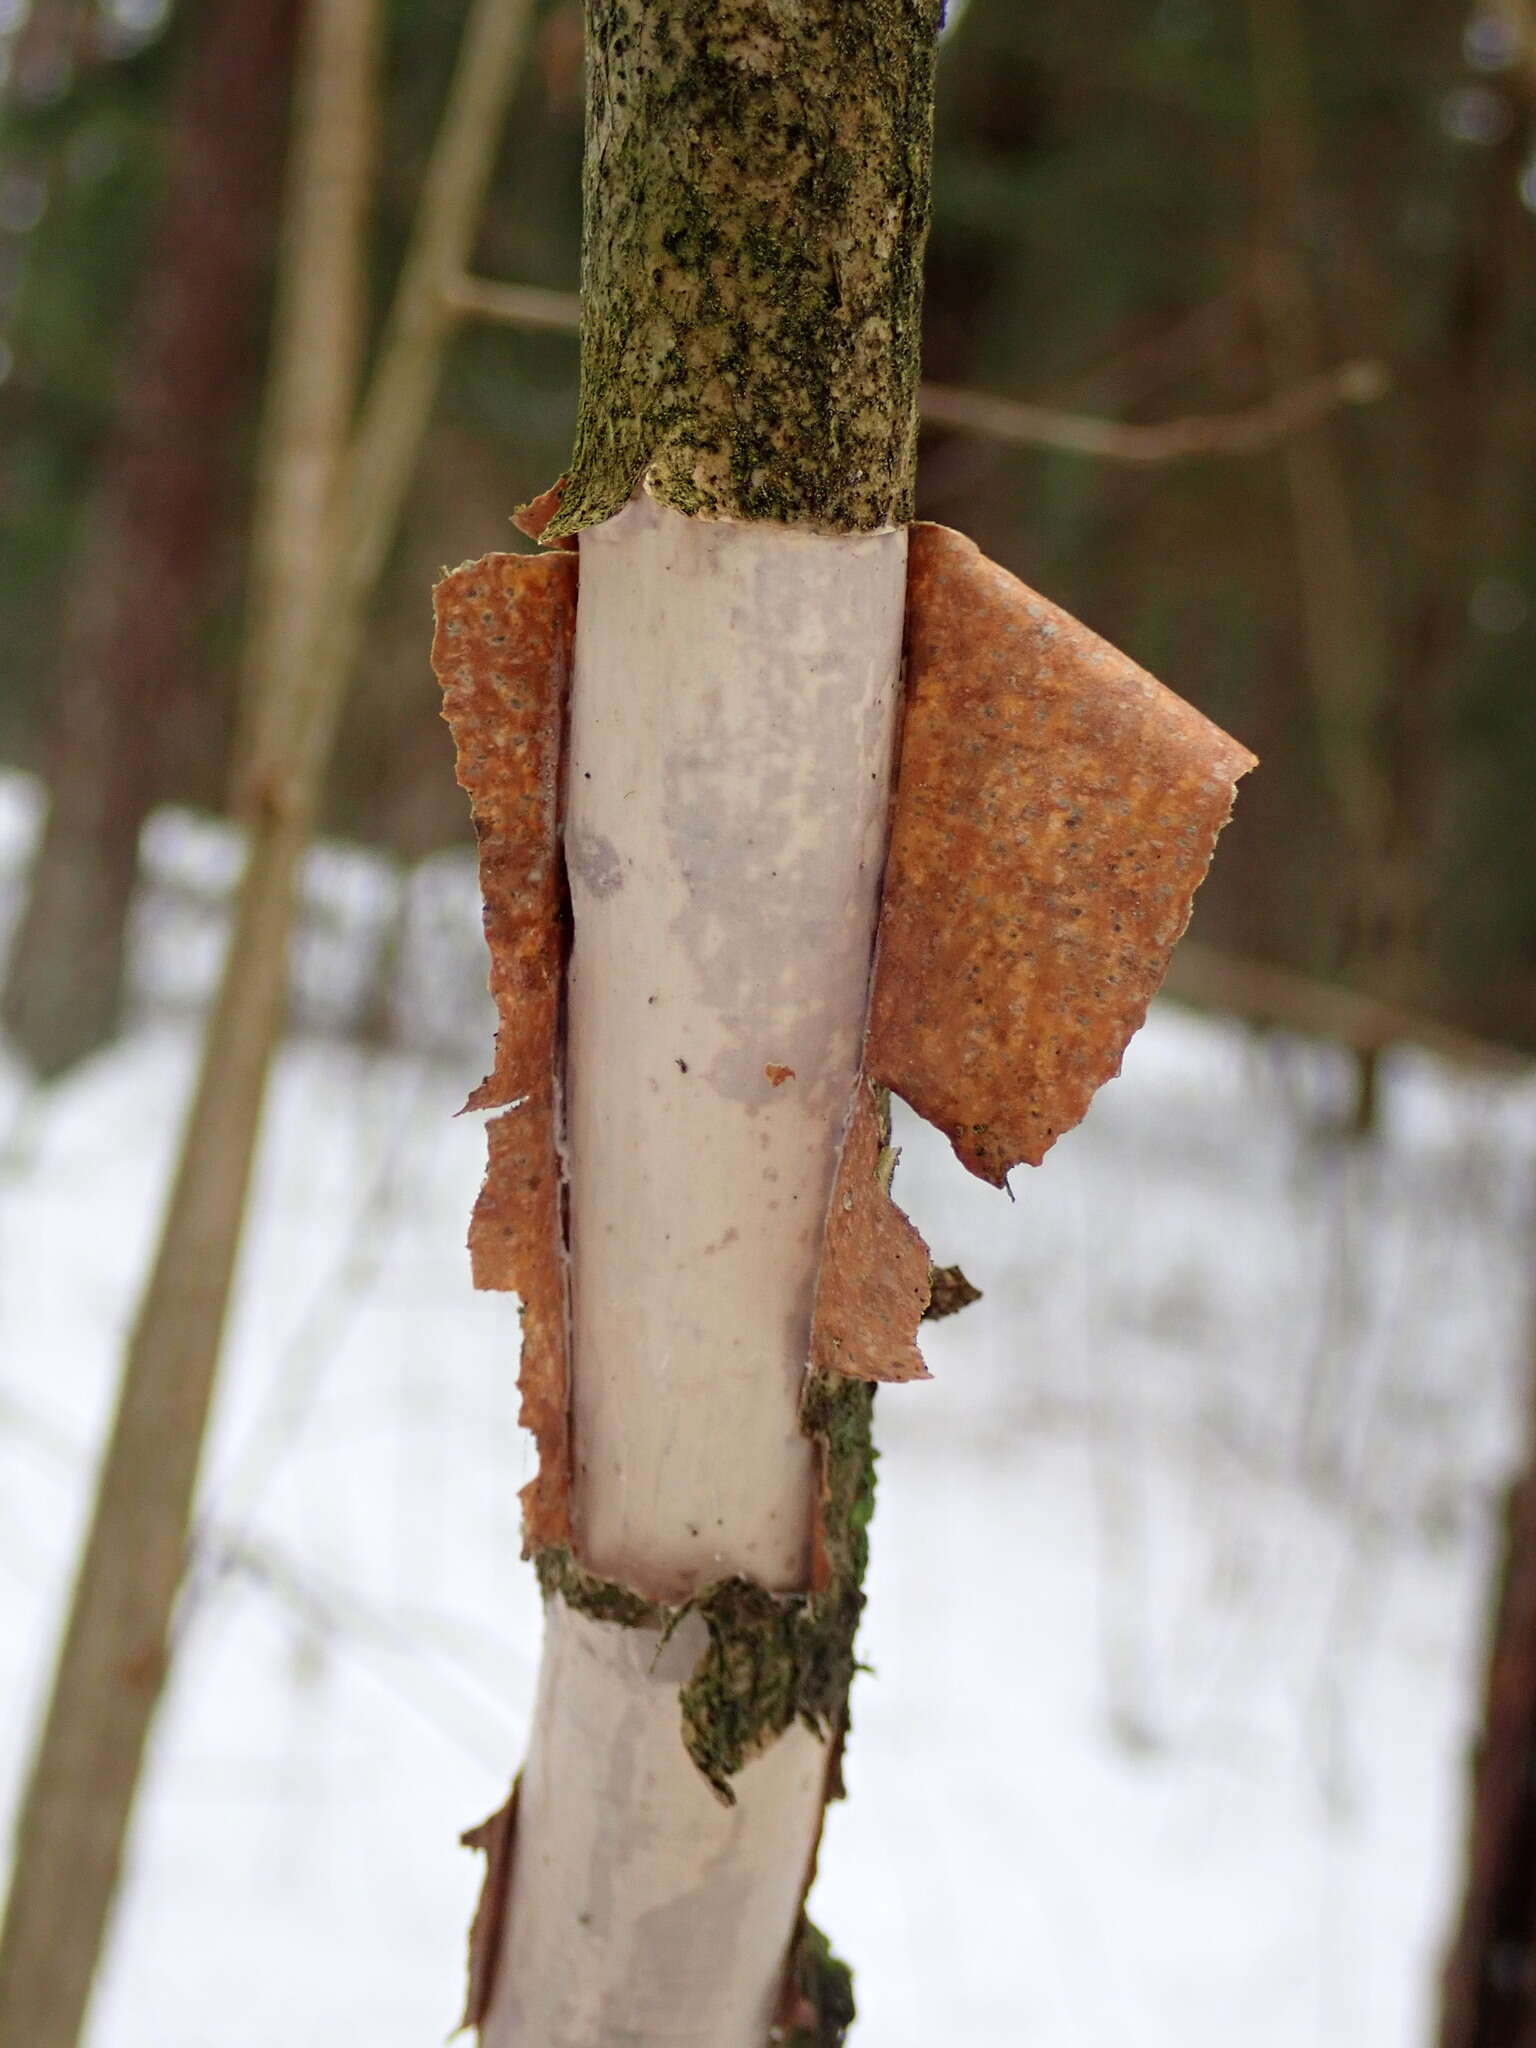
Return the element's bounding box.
[433,551,575,1553]
[460,1783,521,2033]
[440,508,1255,2039]
[809,1080,930,1385]
[867,524,1258,1188]
[803,524,1256,1401]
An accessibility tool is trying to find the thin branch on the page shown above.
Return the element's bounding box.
[1163,939,1524,1073]
[442,271,586,336]
[247,0,540,820]
[918,358,1388,462]
[446,271,1389,464]
[231,0,376,789]
[332,0,535,615]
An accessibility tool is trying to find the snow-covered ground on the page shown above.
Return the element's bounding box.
[2,770,1534,2047]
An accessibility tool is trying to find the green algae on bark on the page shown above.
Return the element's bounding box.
[776,1917,858,2045]
[545,0,942,537]
[529,1366,875,1808]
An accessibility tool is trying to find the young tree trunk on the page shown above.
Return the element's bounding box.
[1439,1346,1536,2048]
[0,3,375,2038]
[0,0,540,2035]
[473,8,941,2042]
[1,0,298,1080]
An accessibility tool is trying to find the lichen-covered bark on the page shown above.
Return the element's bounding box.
[544,0,942,537]
[779,1919,858,2045]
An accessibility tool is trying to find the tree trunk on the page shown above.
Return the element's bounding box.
[0,2,374,2038]
[1439,1344,1536,2048]
[0,0,541,2033]
[472,7,941,2041]
[1,0,298,1080]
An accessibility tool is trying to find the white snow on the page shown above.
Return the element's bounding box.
[1,763,1531,2046]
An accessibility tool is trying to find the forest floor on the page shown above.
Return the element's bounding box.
[1,773,1534,2047]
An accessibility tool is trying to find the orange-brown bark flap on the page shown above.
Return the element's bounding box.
[809,1081,930,1385]
[869,522,1256,1186]
[470,1094,572,1552]
[432,551,576,1555]
[433,551,575,1115]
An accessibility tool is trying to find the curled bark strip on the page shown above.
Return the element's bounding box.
[432,550,576,1552]
[433,551,574,1111]
[809,1080,930,1386]
[808,524,1252,1396]
[868,522,1257,1186]
[472,1098,572,1549]
[511,474,577,551]
[460,1779,520,2033]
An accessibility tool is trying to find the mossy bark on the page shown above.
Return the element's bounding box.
[533,1367,875,1809]
[545,0,942,537]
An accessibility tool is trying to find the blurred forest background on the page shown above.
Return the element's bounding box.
[2,0,1535,1079]
[2,2,1536,2044]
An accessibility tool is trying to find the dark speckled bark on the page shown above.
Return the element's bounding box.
[546,0,941,537]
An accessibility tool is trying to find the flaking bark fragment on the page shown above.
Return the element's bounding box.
[809,1080,930,1385]
[923,1264,981,1321]
[432,552,576,1552]
[809,523,1253,1396]
[868,523,1257,1185]
[472,1101,572,1551]
[434,552,573,1113]
[512,475,577,551]
[459,1780,519,2033]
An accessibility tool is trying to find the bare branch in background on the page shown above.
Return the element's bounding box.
[918,358,1388,462]
[1163,941,1524,1075]
[446,271,1389,465]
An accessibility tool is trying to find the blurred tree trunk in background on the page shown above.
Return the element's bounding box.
[1,0,297,1080]
[1440,1337,1536,2048]
[9,0,96,107]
